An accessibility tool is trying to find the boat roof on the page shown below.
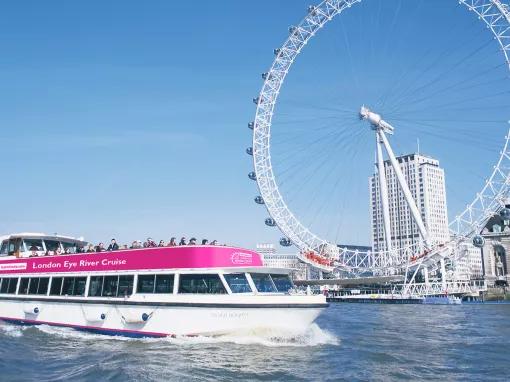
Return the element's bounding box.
[0,232,87,245]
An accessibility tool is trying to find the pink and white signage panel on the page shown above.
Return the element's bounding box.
[0,247,263,275]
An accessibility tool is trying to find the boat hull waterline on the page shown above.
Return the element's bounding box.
[0,299,325,337]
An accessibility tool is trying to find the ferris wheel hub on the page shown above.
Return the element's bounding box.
[359,105,394,135]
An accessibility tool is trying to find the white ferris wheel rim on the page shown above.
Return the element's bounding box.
[252,0,510,270]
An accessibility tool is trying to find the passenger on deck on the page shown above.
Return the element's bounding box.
[188,238,197,245]
[107,239,119,251]
[158,240,165,247]
[55,246,63,255]
[167,237,177,246]
[179,237,186,246]
[86,244,95,253]
[201,239,208,245]
[144,238,157,248]
[211,240,218,245]
[95,243,105,252]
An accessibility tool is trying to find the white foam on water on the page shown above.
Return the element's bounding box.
[33,324,137,342]
[0,322,29,338]
[159,323,340,347]
[2,321,339,348]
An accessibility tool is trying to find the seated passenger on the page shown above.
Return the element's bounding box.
[188,237,197,245]
[158,240,165,247]
[211,240,218,245]
[86,244,95,253]
[55,246,63,255]
[167,237,177,246]
[107,239,119,251]
[179,237,186,246]
[95,243,105,252]
[201,239,208,245]
[29,244,39,257]
[144,238,157,248]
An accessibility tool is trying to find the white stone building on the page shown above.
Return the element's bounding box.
[370,153,450,252]
[256,244,308,280]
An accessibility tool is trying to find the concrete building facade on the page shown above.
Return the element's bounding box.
[370,153,450,252]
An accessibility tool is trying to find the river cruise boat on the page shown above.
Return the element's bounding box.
[0,233,327,337]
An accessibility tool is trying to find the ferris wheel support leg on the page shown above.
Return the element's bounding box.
[379,131,430,246]
[376,131,393,252]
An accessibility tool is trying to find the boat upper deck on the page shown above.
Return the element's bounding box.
[0,245,264,275]
[0,233,264,275]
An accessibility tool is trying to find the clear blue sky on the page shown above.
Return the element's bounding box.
[1,1,508,249]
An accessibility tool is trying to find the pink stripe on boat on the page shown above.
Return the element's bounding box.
[0,246,263,275]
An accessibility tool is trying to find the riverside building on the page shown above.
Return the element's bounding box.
[257,244,308,280]
[369,153,450,252]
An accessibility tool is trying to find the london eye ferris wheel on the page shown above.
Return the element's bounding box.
[247,0,510,276]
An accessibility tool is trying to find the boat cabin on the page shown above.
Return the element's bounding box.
[0,233,87,258]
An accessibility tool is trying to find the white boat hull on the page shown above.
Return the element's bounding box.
[0,296,326,337]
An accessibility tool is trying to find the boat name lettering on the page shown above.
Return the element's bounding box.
[32,262,62,270]
[101,258,127,266]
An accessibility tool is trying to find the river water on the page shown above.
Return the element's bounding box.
[0,303,508,381]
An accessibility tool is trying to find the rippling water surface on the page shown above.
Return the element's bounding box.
[0,303,509,381]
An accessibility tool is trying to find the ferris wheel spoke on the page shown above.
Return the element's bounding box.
[385,38,494,113]
[376,9,481,110]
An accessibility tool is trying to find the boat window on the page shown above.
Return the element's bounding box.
[74,277,86,296]
[89,275,134,297]
[178,274,227,294]
[102,276,118,297]
[0,241,8,256]
[136,274,174,294]
[61,242,77,254]
[155,275,173,293]
[224,273,252,293]
[8,239,22,256]
[44,240,61,251]
[250,273,277,293]
[23,239,44,253]
[89,276,104,297]
[61,277,86,296]
[50,277,63,295]
[28,278,39,294]
[19,278,30,294]
[270,274,293,293]
[37,278,49,295]
[8,278,18,293]
[118,275,134,297]
[62,277,75,295]
[137,275,156,293]
[0,278,18,294]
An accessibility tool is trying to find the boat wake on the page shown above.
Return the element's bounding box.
[164,324,339,347]
[0,321,339,347]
